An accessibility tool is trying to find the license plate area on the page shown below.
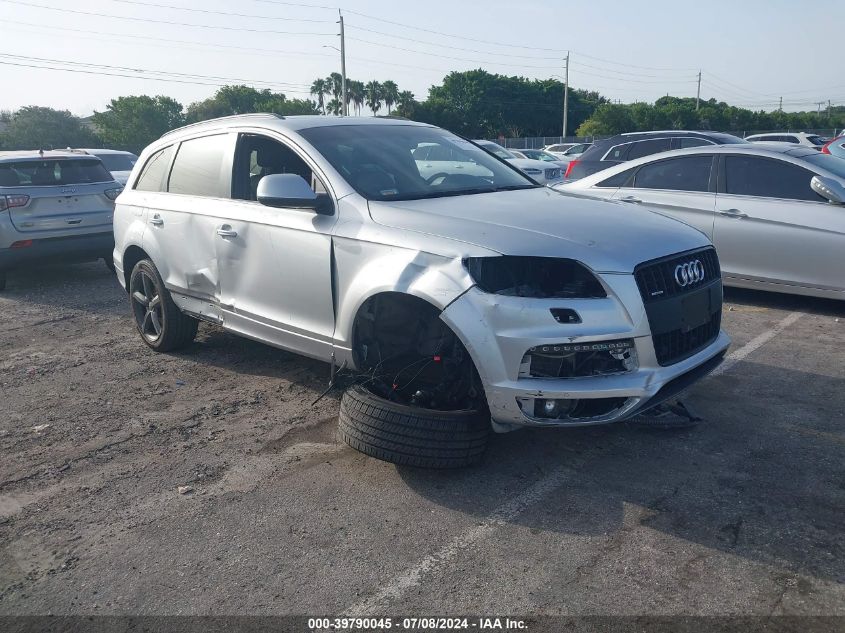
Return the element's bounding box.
[680,289,711,333]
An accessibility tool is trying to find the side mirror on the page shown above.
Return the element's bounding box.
[811,175,845,205]
[257,174,318,210]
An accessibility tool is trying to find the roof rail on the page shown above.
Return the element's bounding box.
[160,113,284,139]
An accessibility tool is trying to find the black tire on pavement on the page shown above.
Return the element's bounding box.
[338,383,490,469]
[0,270,6,291]
[104,257,116,273]
[128,258,198,352]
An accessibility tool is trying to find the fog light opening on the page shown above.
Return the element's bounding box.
[533,398,577,419]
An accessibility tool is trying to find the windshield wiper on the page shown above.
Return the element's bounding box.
[492,184,541,191]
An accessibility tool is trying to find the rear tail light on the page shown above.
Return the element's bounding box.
[564,160,579,179]
[0,194,30,212]
[10,240,33,249]
[821,140,832,154]
[104,187,123,201]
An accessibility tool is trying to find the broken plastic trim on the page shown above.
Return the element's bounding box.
[463,256,606,299]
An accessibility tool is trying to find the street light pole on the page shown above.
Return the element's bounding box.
[562,51,570,139]
[339,10,347,116]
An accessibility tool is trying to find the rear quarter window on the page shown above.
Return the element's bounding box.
[135,145,176,192]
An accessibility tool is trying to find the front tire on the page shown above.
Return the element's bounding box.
[129,259,197,352]
[339,384,490,469]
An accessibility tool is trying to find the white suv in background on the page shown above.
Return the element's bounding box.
[745,132,826,150]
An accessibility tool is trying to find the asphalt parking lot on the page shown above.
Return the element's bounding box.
[0,262,843,622]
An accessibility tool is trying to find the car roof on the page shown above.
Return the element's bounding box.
[77,148,137,155]
[159,113,432,141]
[0,150,102,163]
[570,144,826,186]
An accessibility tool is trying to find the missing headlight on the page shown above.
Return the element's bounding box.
[464,256,606,299]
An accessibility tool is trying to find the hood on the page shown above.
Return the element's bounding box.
[368,187,711,273]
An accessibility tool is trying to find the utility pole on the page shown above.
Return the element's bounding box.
[696,70,701,111]
[562,51,570,139]
[339,10,347,116]
[779,96,783,111]
[816,101,825,116]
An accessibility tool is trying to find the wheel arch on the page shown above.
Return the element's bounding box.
[122,244,150,291]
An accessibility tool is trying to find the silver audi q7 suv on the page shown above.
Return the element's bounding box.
[113,114,730,467]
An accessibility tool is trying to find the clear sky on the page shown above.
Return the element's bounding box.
[0,0,842,116]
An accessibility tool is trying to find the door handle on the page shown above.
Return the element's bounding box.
[149,214,163,226]
[718,208,748,219]
[216,225,238,238]
[66,218,83,225]
[619,196,642,204]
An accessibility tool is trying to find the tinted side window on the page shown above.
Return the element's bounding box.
[596,167,635,188]
[135,145,175,192]
[678,137,713,149]
[626,138,672,160]
[168,135,230,198]
[634,156,713,192]
[603,144,629,162]
[724,156,824,202]
[784,136,799,144]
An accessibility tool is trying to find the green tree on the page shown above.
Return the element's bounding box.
[92,95,184,154]
[394,90,416,118]
[185,85,317,123]
[381,80,399,114]
[348,80,365,116]
[310,78,329,114]
[326,98,342,116]
[365,81,382,116]
[0,106,100,151]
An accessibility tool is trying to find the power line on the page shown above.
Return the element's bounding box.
[0,0,335,36]
[106,0,333,23]
[345,36,560,70]
[344,23,562,60]
[0,53,314,93]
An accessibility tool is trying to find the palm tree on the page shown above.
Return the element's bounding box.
[310,78,328,114]
[365,81,382,116]
[396,90,415,116]
[326,98,342,116]
[349,80,365,116]
[381,80,399,114]
[328,73,343,100]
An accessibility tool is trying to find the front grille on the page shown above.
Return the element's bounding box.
[544,167,562,180]
[635,247,720,304]
[652,309,721,366]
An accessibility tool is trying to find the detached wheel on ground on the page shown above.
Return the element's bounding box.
[128,258,198,352]
[339,383,490,469]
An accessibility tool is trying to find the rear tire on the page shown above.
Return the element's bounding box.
[339,383,490,469]
[129,259,197,352]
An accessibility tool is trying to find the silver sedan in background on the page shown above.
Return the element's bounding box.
[557,145,845,300]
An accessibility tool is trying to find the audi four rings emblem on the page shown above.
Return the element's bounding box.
[674,260,705,287]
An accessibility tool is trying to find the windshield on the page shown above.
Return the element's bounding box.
[95,153,138,171]
[0,158,113,186]
[299,125,537,201]
[804,154,845,179]
[477,141,516,160]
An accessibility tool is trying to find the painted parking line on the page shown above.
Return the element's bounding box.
[345,310,804,615]
[711,311,803,377]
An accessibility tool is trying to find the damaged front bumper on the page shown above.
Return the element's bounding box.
[440,276,731,432]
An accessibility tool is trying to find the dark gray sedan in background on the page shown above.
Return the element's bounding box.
[558,144,845,300]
